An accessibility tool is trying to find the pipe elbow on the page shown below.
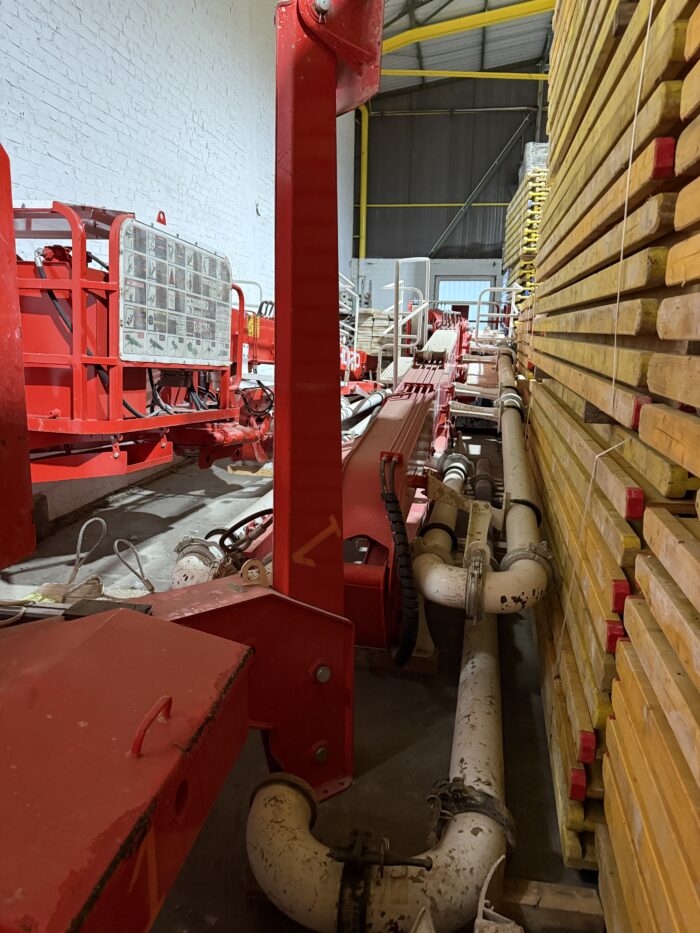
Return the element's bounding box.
[246,781,506,933]
[483,559,549,614]
[413,552,466,609]
[413,553,549,615]
[247,778,340,933]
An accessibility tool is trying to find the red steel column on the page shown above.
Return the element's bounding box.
[0,146,35,570]
[273,2,345,614]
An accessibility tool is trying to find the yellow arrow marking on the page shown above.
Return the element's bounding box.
[292,515,342,567]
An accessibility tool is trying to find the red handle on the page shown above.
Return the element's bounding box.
[231,283,246,391]
[129,695,173,759]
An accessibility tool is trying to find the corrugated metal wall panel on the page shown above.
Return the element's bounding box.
[362,79,540,258]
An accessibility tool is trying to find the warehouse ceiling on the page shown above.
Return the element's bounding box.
[381,0,553,95]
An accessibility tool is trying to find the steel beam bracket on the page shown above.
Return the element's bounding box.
[425,469,473,513]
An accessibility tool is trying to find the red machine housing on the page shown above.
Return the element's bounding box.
[14,202,271,482]
[1,2,386,931]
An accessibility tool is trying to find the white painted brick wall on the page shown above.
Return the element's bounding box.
[1,0,278,295]
[1,0,358,301]
[1,0,357,518]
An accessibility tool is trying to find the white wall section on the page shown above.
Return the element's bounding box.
[336,111,357,279]
[1,0,278,295]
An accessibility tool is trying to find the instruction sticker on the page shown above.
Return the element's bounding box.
[119,218,232,366]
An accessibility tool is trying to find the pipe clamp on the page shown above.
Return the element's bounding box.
[495,388,524,416]
[332,830,432,932]
[499,541,554,584]
[411,536,454,565]
[427,777,516,851]
[464,551,485,624]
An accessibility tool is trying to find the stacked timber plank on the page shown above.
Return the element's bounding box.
[518,1,700,926]
[354,308,393,356]
[503,168,550,313]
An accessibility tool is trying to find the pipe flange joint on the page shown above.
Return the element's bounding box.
[499,541,555,585]
[464,551,485,624]
[439,451,472,483]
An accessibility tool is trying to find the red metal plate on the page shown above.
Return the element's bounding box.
[0,609,251,933]
[144,584,354,799]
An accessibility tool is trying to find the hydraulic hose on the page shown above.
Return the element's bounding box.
[148,368,174,414]
[380,457,419,668]
[34,253,147,419]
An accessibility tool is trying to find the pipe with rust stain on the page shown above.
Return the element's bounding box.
[413,352,548,614]
[247,612,505,933]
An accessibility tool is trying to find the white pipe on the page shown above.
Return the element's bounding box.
[247,613,505,933]
[244,354,539,933]
[413,352,548,614]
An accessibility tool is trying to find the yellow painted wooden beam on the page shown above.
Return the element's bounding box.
[382,0,555,55]
[382,69,548,82]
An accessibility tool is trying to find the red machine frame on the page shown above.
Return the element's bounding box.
[1,3,385,931]
[13,201,271,483]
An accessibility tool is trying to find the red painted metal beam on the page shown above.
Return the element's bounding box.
[0,146,34,570]
[272,0,383,615]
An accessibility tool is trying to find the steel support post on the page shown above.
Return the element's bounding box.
[273,2,346,614]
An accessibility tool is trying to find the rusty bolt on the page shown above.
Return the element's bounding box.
[314,664,332,684]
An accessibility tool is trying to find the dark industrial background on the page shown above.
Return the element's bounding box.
[358,77,546,258]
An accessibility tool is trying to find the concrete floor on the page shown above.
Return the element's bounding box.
[0,461,273,599]
[2,460,592,932]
